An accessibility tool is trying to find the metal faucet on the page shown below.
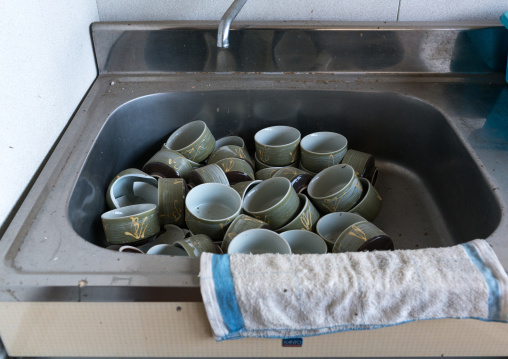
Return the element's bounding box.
[217,0,248,48]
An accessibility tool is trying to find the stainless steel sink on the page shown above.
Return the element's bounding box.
[2,21,508,301]
[71,90,500,251]
[1,22,508,357]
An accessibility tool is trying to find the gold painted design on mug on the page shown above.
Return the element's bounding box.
[348,225,368,241]
[184,211,200,224]
[234,148,246,159]
[219,218,232,233]
[227,232,237,241]
[289,151,298,163]
[327,154,336,168]
[377,194,382,201]
[322,192,346,213]
[252,214,270,226]
[184,147,195,157]
[279,168,298,177]
[194,145,205,161]
[354,179,362,191]
[172,200,183,222]
[185,144,205,161]
[221,159,235,172]
[336,225,367,252]
[167,157,185,170]
[300,207,313,231]
[243,216,265,224]
[124,216,148,240]
[289,143,299,163]
[258,146,269,163]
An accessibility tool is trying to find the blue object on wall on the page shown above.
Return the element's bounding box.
[484,88,508,142]
[501,11,508,82]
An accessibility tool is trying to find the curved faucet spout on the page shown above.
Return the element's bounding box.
[217,0,248,48]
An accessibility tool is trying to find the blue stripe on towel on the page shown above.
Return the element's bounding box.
[212,254,245,334]
[462,242,501,320]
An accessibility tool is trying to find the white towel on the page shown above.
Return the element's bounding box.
[200,239,508,341]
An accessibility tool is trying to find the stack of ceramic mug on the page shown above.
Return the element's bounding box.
[100,121,393,257]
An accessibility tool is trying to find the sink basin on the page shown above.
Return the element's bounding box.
[1,23,508,357]
[70,90,501,250]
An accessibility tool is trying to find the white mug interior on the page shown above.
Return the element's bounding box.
[165,120,206,151]
[307,164,355,198]
[243,177,292,213]
[101,203,156,220]
[147,244,188,256]
[110,175,158,208]
[186,183,241,221]
[228,228,291,254]
[214,136,245,150]
[301,132,347,153]
[316,212,365,242]
[255,126,301,147]
[279,230,328,254]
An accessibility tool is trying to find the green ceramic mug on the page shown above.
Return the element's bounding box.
[275,194,320,233]
[227,228,291,254]
[142,148,193,180]
[221,214,270,252]
[300,132,348,173]
[105,168,158,210]
[272,167,314,193]
[214,136,247,151]
[208,145,254,169]
[348,178,382,222]
[255,152,298,171]
[185,183,242,240]
[174,234,219,257]
[165,120,216,164]
[157,178,187,227]
[230,180,262,200]
[333,221,394,253]
[315,212,366,250]
[146,244,188,256]
[101,203,160,245]
[279,230,328,254]
[255,167,282,180]
[139,224,186,252]
[162,143,202,169]
[254,126,301,167]
[341,149,376,180]
[307,164,363,214]
[215,157,255,184]
[243,177,300,230]
[189,164,229,186]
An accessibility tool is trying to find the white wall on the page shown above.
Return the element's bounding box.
[96,0,506,22]
[0,1,99,230]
